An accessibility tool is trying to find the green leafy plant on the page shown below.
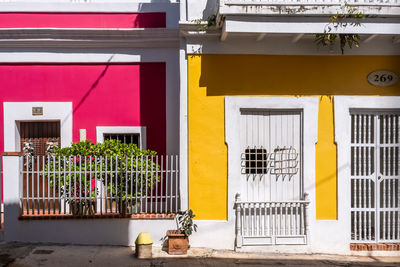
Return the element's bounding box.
[193,14,217,32]
[46,140,160,213]
[176,209,198,236]
[315,4,367,54]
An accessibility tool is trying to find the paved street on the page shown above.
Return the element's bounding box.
[1,242,399,267]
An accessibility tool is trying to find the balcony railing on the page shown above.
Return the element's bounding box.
[220,0,400,16]
[19,155,180,218]
[235,194,310,246]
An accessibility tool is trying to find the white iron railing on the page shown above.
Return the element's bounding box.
[220,0,400,16]
[222,0,400,6]
[235,193,310,246]
[20,155,180,217]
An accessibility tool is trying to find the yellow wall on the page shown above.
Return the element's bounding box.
[188,55,400,220]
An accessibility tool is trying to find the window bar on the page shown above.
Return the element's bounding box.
[94,156,97,214]
[32,156,35,215]
[25,155,30,215]
[116,156,120,214]
[100,156,103,215]
[363,148,367,240]
[78,156,82,215]
[46,155,50,214]
[144,156,148,214]
[88,156,92,213]
[84,156,88,215]
[170,156,173,214]
[140,155,143,214]
[72,156,76,214]
[130,156,133,214]
[105,156,108,214]
[368,148,372,241]
[124,156,128,214]
[135,156,138,213]
[110,156,113,213]
[161,156,164,214]
[52,156,56,215]
[150,155,153,213]
[63,156,66,214]
[164,156,168,213]
[37,155,40,214]
[155,156,158,213]
[175,155,179,212]
[383,116,387,240]
[58,156,61,214]
[42,156,45,215]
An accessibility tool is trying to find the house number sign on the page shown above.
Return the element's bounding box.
[32,107,43,115]
[367,70,398,87]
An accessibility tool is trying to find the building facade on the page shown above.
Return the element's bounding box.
[0,0,181,245]
[0,0,399,256]
[180,0,400,255]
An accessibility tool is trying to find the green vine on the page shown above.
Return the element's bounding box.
[315,4,367,54]
[193,14,217,32]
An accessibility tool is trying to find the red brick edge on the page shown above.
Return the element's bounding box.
[19,213,175,220]
[350,243,400,251]
[2,152,23,156]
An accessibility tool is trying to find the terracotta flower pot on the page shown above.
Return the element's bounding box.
[166,230,189,255]
[70,200,95,216]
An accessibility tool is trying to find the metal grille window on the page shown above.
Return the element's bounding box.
[104,134,140,146]
[243,148,268,174]
[350,111,400,243]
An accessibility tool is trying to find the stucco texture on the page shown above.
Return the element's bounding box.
[188,54,400,220]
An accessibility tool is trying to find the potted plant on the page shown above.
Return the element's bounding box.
[166,209,197,255]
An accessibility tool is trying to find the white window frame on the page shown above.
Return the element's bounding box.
[3,102,73,152]
[225,96,319,231]
[96,126,146,149]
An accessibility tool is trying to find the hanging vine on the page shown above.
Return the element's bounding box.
[315,4,367,54]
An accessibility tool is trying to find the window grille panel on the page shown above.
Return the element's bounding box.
[104,134,140,147]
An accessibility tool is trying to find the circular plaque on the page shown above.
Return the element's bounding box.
[367,70,398,87]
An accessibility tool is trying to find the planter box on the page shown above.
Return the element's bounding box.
[166,230,189,255]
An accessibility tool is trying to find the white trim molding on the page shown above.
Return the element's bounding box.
[225,96,319,250]
[96,126,146,149]
[333,96,400,255]
[3,102,73,152]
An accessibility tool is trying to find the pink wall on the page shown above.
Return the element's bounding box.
[0,63,166,155]
[0,12,166,28]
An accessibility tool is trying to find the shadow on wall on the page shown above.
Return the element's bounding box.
[203,0,219,20]
[198,54,400,96]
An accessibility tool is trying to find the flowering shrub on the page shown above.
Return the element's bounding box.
[46,140,160,210]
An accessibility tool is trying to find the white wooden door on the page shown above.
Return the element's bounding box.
[240,110,303,202]
[236,109,307,246]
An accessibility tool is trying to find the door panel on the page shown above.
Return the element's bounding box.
[20,121,61,215]
[350,112,400,243]
[240,110,302,202]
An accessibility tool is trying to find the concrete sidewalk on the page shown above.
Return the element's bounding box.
[1,242,399,267]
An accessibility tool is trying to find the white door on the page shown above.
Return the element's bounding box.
[350,111,400,243]
[236,109,308,246]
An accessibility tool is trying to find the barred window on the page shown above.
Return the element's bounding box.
[244,148,268,174]
[104,134,140,147]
